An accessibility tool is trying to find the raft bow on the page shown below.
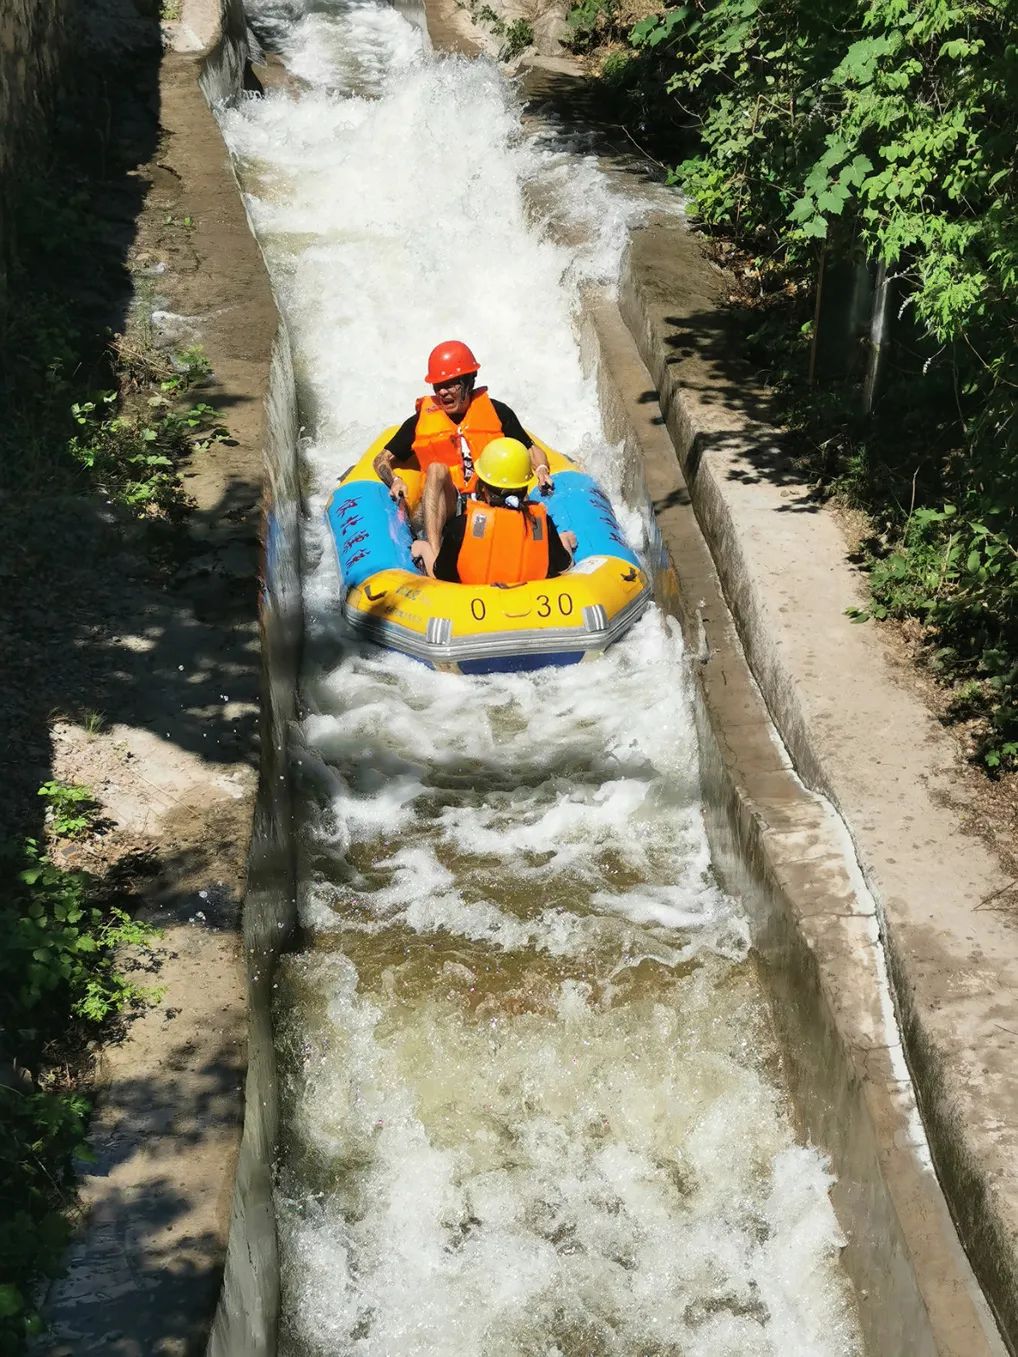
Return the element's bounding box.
[326,430,650,674]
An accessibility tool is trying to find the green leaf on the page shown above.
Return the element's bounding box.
[841,153,873,187]
[816,184,850,214]
[802,215,828,239]
[788,195,817,223]
[0,1284,23,1317]
[939,38,980,59]
[832,33,896,86]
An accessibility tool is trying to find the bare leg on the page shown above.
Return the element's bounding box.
[422,463,458,554]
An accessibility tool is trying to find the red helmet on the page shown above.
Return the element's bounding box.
[426,340,480,385]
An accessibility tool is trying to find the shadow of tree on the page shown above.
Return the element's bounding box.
[655,307,828,513]
[0,4,272,1353]
[516,65,827,518]
[1,476,262,846]
[39,1035,244,1357]
[0,0,269,848]
[520,59,678,184]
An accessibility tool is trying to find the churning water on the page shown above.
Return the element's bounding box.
[220,3,863,1351]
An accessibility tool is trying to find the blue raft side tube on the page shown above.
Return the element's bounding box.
[326,468,641,595]
[529,470,641,570]
[326,479,416,591]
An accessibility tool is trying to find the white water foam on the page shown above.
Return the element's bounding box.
[221,3,863,1351]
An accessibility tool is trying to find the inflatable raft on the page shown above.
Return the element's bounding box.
[325,430,651,673]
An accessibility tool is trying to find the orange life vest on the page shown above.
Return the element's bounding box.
[457,500,551,586]
[412,387,504,492]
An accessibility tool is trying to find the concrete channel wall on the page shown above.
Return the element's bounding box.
[0,0,75,308]
[615,213,1018,1353]
[197,5,1009,1356]
[198,5,303,1354]
[580,295,1005,1357]
[204,325,301,1357]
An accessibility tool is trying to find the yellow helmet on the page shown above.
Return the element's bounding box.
[475,437,533,490]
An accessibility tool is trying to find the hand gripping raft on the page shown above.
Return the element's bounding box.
[326,430,651,674]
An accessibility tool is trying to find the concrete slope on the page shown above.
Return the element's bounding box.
[35,1,290,1353]
[619,209,1018,1346]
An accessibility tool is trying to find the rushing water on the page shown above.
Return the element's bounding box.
[221,4,863,1352]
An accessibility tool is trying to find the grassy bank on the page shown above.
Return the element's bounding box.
[567,0,1017,773]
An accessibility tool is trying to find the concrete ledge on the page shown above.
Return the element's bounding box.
[198,7,303,1357]
[618,217,1018,1349]
[37,1,300,1353]
[580,293,1005,1355]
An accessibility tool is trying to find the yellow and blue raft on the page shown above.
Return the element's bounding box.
[325,430,651,674]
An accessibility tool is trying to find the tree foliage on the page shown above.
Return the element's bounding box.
[589,0,1018,767]
[0,839,160,1351]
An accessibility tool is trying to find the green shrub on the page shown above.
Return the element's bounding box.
[160,344,212,395]
[0,1087,90,1353]
[608,0,1018,768]
[499,17,534,61]
[566,0,616,47]
[0,838,160,1351]
[68,396,226,510]
[1,840,159,1030]
[461,0,534,60]
[852,506,1018,768]
[37,783,98,839]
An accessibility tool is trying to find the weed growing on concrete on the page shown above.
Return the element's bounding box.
[458,0,534,60]
[161,343,212,394]
[82,711,107,739]
[37,782,99,839]
[498,18,534,60]
[68,393,226,511]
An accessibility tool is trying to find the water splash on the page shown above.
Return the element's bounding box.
[220,2,862,1351]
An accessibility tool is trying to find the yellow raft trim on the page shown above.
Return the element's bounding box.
[334,432,650,670]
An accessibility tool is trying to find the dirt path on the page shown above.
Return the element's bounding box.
[20,14,278,1356]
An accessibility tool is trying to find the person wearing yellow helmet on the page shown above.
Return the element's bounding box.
[416,437,576,585]
[371,342,552,565]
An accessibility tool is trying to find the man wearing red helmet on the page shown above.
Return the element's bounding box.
[372,341,552,572]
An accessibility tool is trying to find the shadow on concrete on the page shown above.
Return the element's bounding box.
[40,1034,244,1357]
[520,58,688,185]
[1,472,262,847]
[0,8,267,1351]
[652,305,828,514]
[516,63,826,517]
[0,0,263,851]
